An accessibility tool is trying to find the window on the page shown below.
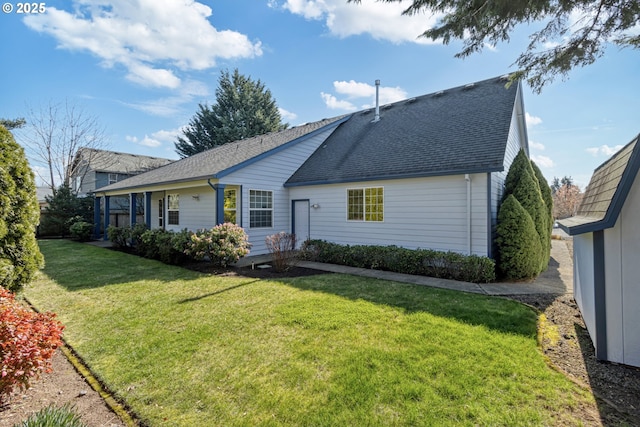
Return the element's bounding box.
[249,190,272,228]
[347,187,384,222]
[224,189,237,224]
[108,173,118,185]
[158,199,164,227]
[167,194,179,225]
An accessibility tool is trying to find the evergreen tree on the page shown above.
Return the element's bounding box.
[349,0,640,92]
[0,125,43,292]
[40,184,93,237]
[498,148,551,276]
[531,161,554,260]
[175,69,288,158]
[496,195,543,280]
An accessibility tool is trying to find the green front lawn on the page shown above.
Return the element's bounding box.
[25,240,591,426]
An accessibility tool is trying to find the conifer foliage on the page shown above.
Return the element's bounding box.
[175,69,288,158]
[495,195,543,280]
[0,126,43,292]
[496,149,552,280]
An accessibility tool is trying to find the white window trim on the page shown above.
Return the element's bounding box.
[249,189,273,229]
[167,194,179,225]
[346,186,384,222]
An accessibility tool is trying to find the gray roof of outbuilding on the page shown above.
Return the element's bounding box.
[559,134,640,235]
[97,116,348,193]
[285,76,520,186]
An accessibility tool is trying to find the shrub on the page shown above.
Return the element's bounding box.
[130,223,148,248]
[185,223,250,267]
[266,232,297,272]
[0,288,64,401]
[69,221,93,242]
[138,228,192,265]
[169,229,192,265]
[495,195,543,280]
[300,240,496,283]
[500,149,551,275]
[15,403,87,427]
[107,225,130,248]
[39,185,94,238]
[0,126,43,292]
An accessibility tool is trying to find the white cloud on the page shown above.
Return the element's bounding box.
[126,127,183,149]
[530,155,554,168]
[321,92,357,111]
[125,80,209,116]
[23,0,262,89]
[586,144,624,157]
[526,112,542,127]
[322,80,407,111]
[278,0,441,44]
[529,140,545,151]
[279,107,298,122]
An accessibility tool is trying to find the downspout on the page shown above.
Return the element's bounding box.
[208,179,226,225]
[465,174,472,255]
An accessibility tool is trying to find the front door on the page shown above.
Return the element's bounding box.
[292,199,310,249]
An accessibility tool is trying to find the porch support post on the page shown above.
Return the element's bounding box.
[130,192,137,226]
[145,192,152,228]
[103,196,111,240]
[93,196,101,239]
[213,183,226,225]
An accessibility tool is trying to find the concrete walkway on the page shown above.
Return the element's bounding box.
[297,239,573,296]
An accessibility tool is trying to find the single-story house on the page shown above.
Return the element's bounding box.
[96,75,529,257]
[559,134,640,368]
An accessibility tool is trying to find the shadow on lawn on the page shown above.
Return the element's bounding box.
[177,280,259,304]
[277,274,539,338]
[38,239,206,291]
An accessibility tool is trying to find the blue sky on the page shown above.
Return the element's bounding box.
[2,0,638,188]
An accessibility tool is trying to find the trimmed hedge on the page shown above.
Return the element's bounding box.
[300,240,495,283]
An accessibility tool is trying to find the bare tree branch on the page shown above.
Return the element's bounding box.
[19,100,109,195]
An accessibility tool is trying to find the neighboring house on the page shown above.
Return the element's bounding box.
[95,75,529,257]
[559,134,640,368]
[71,148,173,196]
[36,186,53,213]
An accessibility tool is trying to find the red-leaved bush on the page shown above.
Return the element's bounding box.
[0,287,64,401]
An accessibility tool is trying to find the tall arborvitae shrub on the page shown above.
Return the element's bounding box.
[511,165,548,272]
[531,161,553,262]
[0,126,44,292]
[503,149,534,198]
[496,195,542,280]
[498,148,551,277]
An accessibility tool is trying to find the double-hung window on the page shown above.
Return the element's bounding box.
[167,194,179,225]
[108,173,118,185]
[249,190,272,228]
[347,187,384,222]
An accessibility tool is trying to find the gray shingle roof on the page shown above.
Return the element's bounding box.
[559,134,640,234]
[98,116,348,193]
[76,148,173,174]
[285,76,520,186]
